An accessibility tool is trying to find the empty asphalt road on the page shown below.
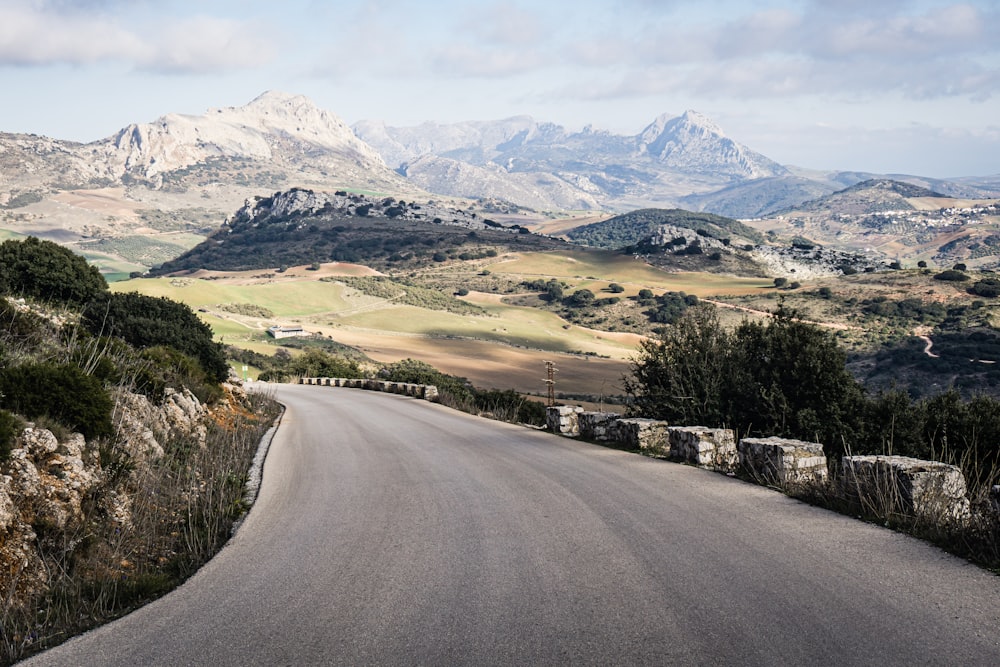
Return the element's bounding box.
[25,384,1000,665]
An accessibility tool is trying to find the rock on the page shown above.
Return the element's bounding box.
[22,427,58,458]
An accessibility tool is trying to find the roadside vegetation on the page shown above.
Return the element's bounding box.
[0,237,279,665]
[625,302,1000,569]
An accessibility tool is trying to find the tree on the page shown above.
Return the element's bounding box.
[564,289,595,308]
[545,280,564,301]
[953,263,968,271]
[608,283,625,293]
[82,292,229,382]
[624,306,730,426]
[0,236,107,306]
[725,305,863,452]
[773,277,788,288]
[917,260,928,268]
[626,303,864,455]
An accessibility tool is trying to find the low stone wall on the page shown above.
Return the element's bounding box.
[842,455,969,521]
[669,426,737,472]
[578,411,621,442]
[614,418,670,457]
[738,437,828,486]
[299,377,439,402]
[547,405,583,436]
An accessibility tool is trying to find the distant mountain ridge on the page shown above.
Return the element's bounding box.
[3,91,1000,279]
[354,109,793,213]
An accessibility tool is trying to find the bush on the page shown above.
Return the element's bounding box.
[626,304,864,454]
[82,292,229,383]
[0,362,112,439]
[0,236,107,306]
[564,289,595,308]
[608,283,625,293]
[0,409,22,461]
[968,279,1000,297]
[934,269,970,282]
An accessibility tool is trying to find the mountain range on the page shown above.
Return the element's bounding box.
[4,91,997,224]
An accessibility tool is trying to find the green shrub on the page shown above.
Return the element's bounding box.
[138,346,224,404]
[0,409,22,461]
[934,269,970,282]
[0,236,107,306]
[0,362,112,439]
[82,292,229,382]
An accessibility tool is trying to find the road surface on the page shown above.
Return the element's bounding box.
[25,384,1000,665]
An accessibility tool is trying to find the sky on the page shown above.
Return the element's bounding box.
[1,0,998,178]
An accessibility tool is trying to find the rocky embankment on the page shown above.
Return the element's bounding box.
[0,381,269,662]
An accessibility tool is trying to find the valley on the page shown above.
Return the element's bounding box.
[3,92,1000,402]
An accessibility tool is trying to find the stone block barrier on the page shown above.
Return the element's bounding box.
[299,378,439,402]
[547,405,584,436]
[841,455,970,521]
[614,418,670,457]
[669,426,737,471]
[738,437,828,486]
[578,411,621,442]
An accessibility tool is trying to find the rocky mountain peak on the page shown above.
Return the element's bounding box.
[96,92,387,184]
[637,109,786,180]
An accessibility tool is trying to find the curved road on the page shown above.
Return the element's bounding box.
[25,384,1000,665]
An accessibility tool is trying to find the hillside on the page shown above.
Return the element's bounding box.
[565,208,766,249]
[749,179,1000,268]
[151,188,568,275]
[5,93,1000,281]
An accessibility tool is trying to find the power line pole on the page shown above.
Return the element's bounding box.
[544,360,557,407]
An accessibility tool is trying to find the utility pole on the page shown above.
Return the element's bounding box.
[544,360,557,407]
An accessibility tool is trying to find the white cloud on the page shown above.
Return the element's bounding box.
[558,2,1000,103]
[460,2,545,46]
[0,2,275,72]
[431,43,545,78]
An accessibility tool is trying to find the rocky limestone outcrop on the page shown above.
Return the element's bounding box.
[112,387,208,465]
[1,384,218,608]
[0,428,103,604]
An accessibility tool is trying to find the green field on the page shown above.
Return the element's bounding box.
[112,277,359,317]
[489,250,772,296]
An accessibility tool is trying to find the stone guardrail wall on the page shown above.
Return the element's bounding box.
[299,377,439,402]
[547,405,981,523]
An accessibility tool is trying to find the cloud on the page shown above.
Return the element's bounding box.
[141,16,276,74]
[460,2,545,46]
[431,43,545,78]
[559,2,1000,103]
[0,2,275,72]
